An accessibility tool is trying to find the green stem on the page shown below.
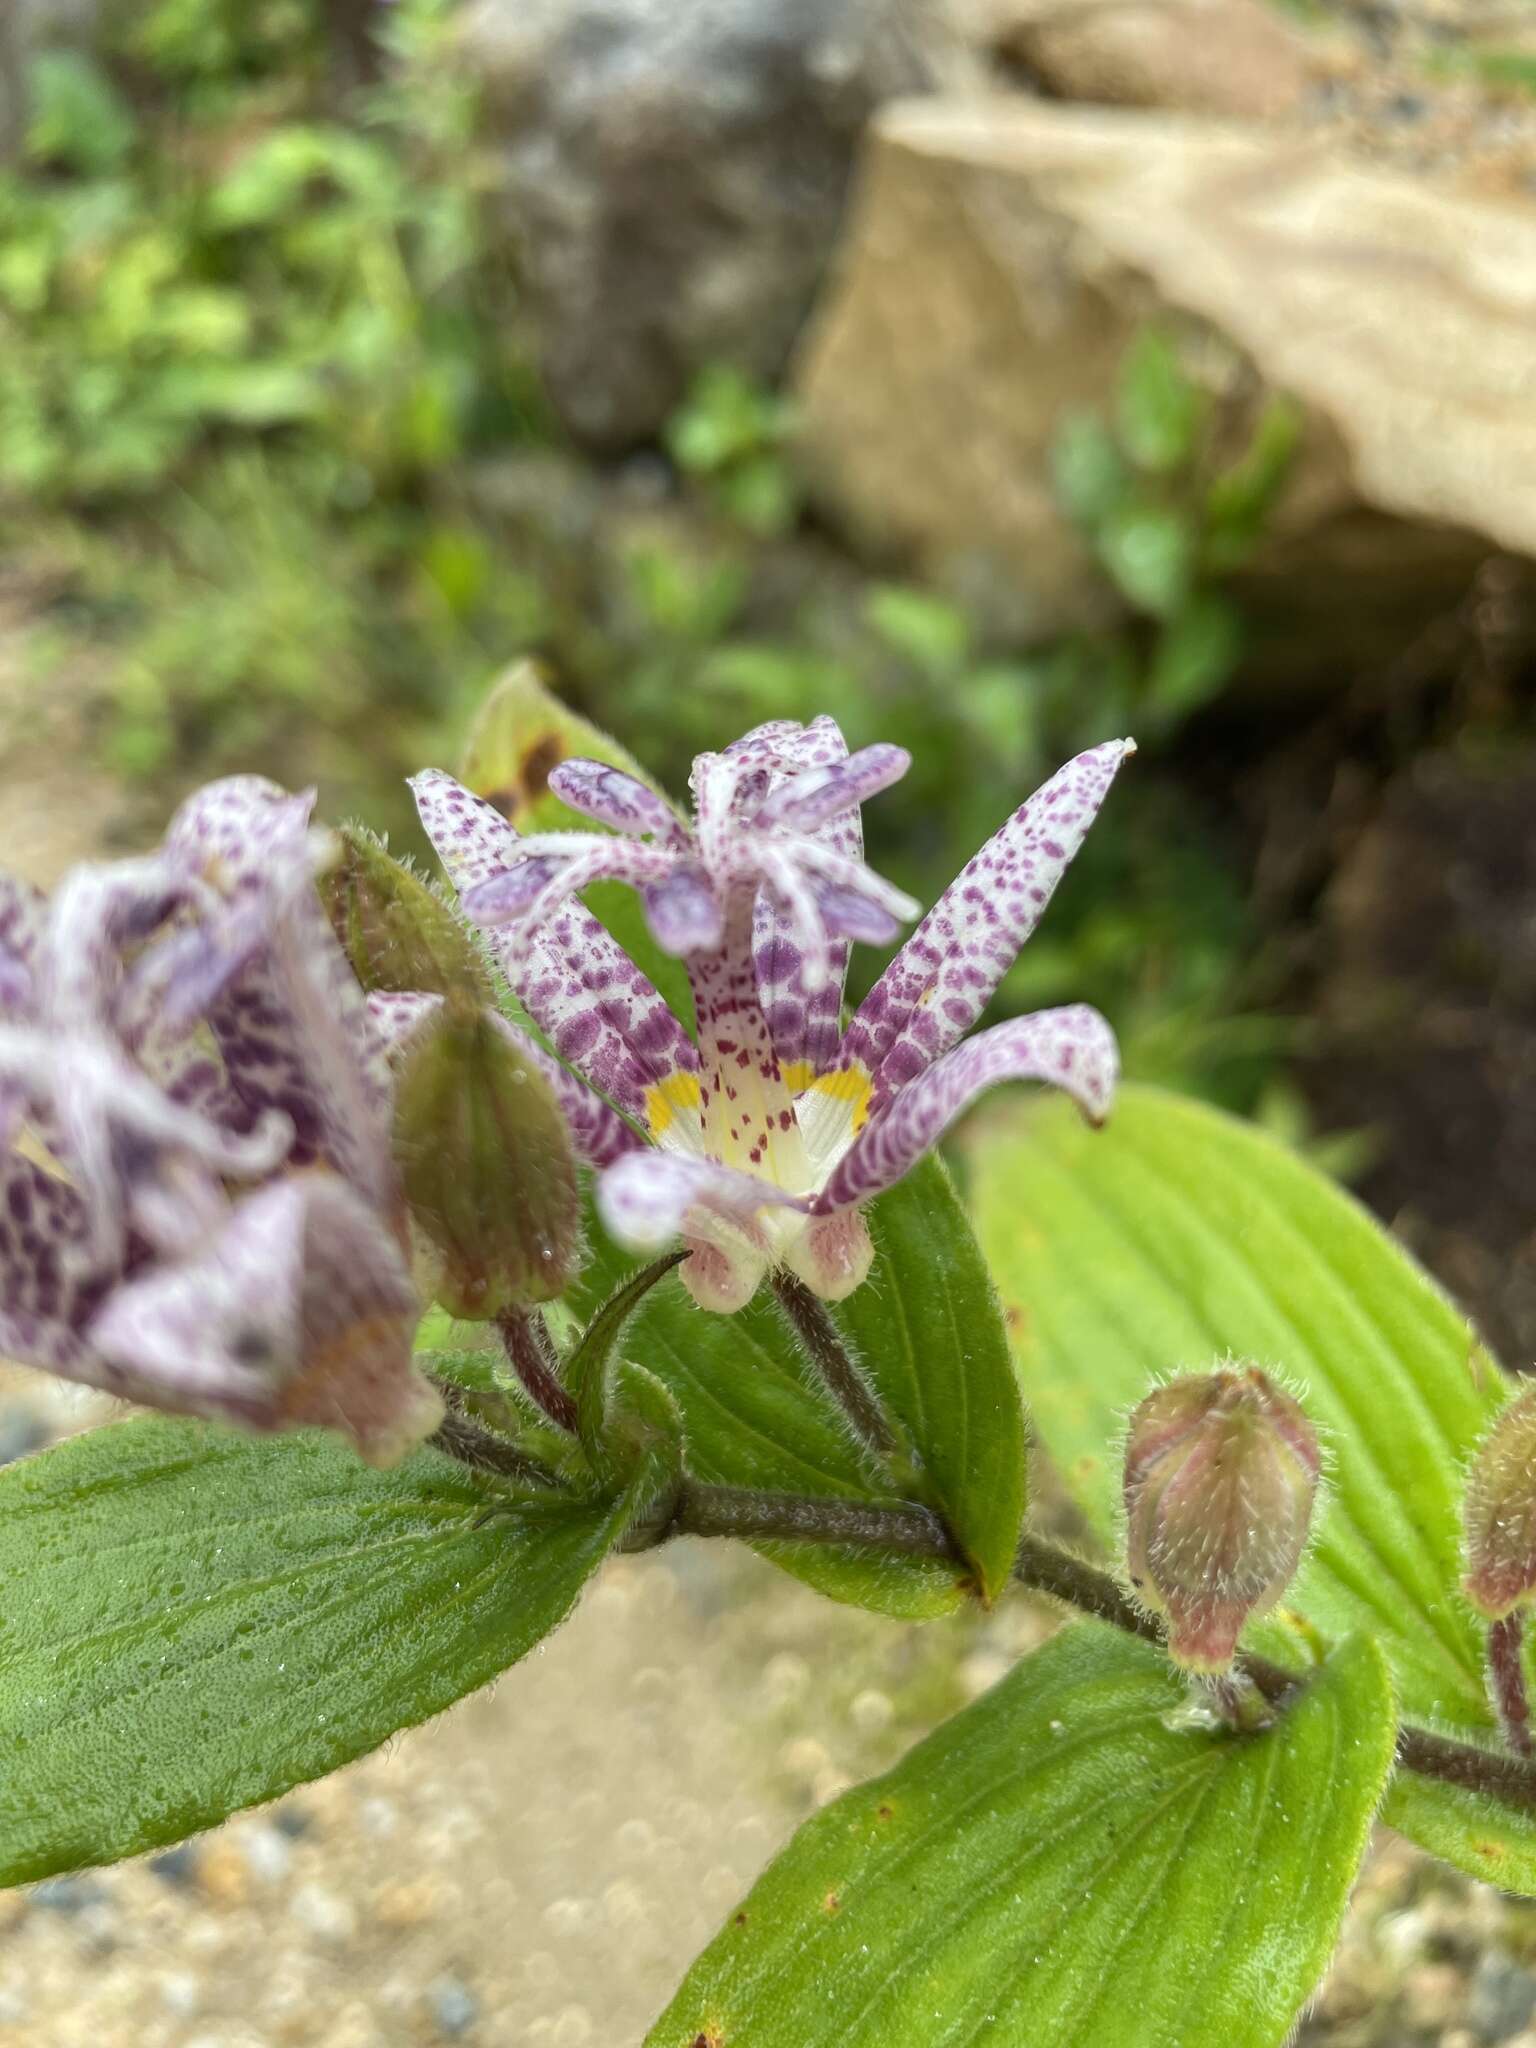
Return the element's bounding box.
[663,1480,1536,1814]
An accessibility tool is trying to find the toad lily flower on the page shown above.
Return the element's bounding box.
[0,778,442,1465]
[413,720,1130,1313]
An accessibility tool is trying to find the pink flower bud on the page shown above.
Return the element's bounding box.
[1463,1385,1536,1621]
[1123,1366,1321,1674]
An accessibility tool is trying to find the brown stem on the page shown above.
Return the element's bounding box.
[428,1392,563,1490]
[771,1271,896,1459]
[661,1483,1536,1814]
[1489,1612,1534,1759]
[498,1308,578,1435]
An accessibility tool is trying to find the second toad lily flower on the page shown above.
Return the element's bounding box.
[413,720,1131,1313]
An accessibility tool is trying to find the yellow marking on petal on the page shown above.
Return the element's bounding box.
[644,1069,703,1142]
[780,1059,815,1096]
[806,1063,875,1136]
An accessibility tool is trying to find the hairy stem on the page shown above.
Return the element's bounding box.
[770,1271,896,1458]
[428,1388,563,1489]
[498,1308,578,1435]
[1489,1612,1534,1759]
[663,1481,1536,1814]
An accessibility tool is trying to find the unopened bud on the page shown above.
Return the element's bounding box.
[321,823,489,998]
[1463,1385,1536,1621]
[1123,1366,1321,1673]
[392,998,580,1319]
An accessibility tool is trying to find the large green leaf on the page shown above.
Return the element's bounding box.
[961,1086,1503,1733]
[456,659,695,1026]
[0,1419,637,1883]
[573,1153,1026,1614]
[649,1626,1394,2048]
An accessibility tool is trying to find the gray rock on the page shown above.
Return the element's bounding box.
[461,0,956,446]
[795,97,1536,677]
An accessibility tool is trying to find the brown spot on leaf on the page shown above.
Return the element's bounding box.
[520,732,566,806]
[876,1803,895,1822]
[481,786,519,822]
[691,2031,723,2048]
[823,1891,841,1914]
[1474,1840,1507,1862]
[733,1910,748,1926]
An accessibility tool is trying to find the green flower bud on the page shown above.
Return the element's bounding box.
[1463,1385,1536,1621]
[392,998,580,1319]
[320,823,489,998]
[1123,1366,1321,1674]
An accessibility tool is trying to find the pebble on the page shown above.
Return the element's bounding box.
[428,1975,479,2037]
[240,1824,294,1885]
[29,1876,106,1914]
[1469,1951,1536,2042]
[0,1408,48,1466]
[289,1883,356,1942]
[147,1845,201,1888]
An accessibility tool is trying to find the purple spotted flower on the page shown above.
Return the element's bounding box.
[0,778,442,1465]
[413,720,1131,1313]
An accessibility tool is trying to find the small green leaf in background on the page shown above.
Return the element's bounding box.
[1382,1769,1536,1897]
[0,1418,636,1885]
[25,53,137,176]
[572,1153,1025,1615]
[1204,395,1302,573]
[1051,409,1129,527]
[456,659,695,1028]
[1098,502,1195,619]
[1116,327,1204,474]
[1146,591,1244,726]
[650,1626,1394,2048]
[960,1085,1502,1734]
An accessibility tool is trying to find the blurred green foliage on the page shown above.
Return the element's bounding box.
[0,12,1299,1114]
[1050,327,1300,743]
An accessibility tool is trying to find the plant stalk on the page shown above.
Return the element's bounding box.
[664,1480,1536,1815]
[498,1307,579,1435]
[428,1389,563,1489]
[1489,1612,1534,1759]
[770,1271,896,1459]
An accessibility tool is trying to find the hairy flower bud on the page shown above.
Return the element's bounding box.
[1123,1366,1321,1674]
[321,823,489,999]
[392,997,580,1319]
[1463,1385,1536,1621]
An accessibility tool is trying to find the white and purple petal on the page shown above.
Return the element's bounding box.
[546,758,682,841]
[90,1175,439,1466]
[814,1004,1119,1213]
[596,1150,804,1311]
[412,770,700,1132]
[838,740,1132,1107]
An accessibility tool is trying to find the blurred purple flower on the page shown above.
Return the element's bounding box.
[0,779,441,1465]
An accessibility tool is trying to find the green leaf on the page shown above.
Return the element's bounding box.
[1051,409,1130,527]
[649,1627,1394,2048]
[456,660,695,1028]
[1381,1770,1536,1897]
[960,1085,1504,1732]
[572,1154,1025,1615]
[1144,591,1243,725]
[1116,327,1204,473]
[25,53,137,176]
[1203,395,1301,572]
[1098,502,1194,618]
[566,1254,687,1469]
[0,1418,637,1884]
